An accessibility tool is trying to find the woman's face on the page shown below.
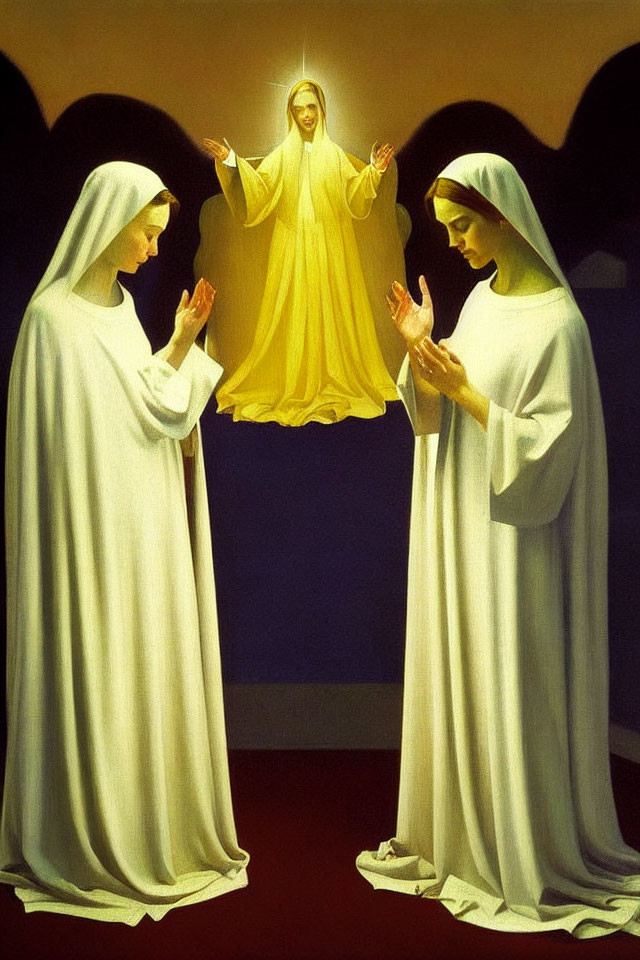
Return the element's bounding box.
[291,89,320,139]
[433,196,506,270]
[102,202,170,274]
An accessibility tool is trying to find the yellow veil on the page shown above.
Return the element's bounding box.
[196,81,408,382]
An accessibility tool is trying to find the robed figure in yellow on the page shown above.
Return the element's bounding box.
[199,79,405,426]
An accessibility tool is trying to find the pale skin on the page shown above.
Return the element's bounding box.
[73,202,215,371]
[388,194,559,431]
[203,89,395,171]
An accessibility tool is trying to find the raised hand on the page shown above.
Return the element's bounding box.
[386,275,434,344]
[163,279,216,371]
[372,141,395,172]
[202,138,231,162]
[174,278,216,344]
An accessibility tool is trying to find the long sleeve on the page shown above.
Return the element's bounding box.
[342,155,383,220]
[22,288,222,447]
[138,346,223,441]
[215,156,248,224]
[216,149,284,228]
[487,322,583,527]
[397,353,442,435]
[2,282,248,925]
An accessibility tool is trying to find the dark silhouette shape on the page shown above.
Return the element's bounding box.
[0,59,413,701]
[1,43,640,734]
[0,55,50,741]
[392,49,640,732]
[0,55,50,328]
[558,42,640,285]
[396,100,556,337]
[396,44,640,307]
[47,93,219,349]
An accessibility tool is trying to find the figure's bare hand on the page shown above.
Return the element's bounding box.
[372,141,395,172]
[386,275,434,344]
[174,278,216,344]
[202,138,230,162]
[411,337,467,399]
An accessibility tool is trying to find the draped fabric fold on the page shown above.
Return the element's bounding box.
[212,137,397,425]
[196,81,406,425]
[357,153,640,939]
[0,161,248,923]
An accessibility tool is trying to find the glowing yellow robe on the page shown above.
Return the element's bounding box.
[200,125,402,426]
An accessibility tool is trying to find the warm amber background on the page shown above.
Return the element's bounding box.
[2,0,640,156]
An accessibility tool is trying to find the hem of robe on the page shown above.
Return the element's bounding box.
[216,391,400,426]
[356,853,640,940]
[0,865,248,926]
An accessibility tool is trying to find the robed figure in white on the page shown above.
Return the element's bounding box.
[357,153,640,938]
[0,161,248,923]
[198,79,405,426]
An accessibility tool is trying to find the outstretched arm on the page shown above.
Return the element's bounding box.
[371,141,395,173]
[202,138,231,162]
[344,142,394,218]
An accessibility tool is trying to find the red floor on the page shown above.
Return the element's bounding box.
[1,751,639,960]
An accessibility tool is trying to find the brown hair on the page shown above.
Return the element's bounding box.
[425,177,502,222]
[150,188,180,215]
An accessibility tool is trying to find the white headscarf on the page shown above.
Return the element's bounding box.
[436,153,570,294]
[32,160,167,302]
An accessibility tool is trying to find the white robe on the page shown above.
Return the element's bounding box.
[357,278,640,938]
[0,281,249,924]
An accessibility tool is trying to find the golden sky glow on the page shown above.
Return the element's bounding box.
[2,1,640,157]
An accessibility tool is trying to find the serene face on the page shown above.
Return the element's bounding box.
[102,202,170,274]
[291,89,320,139]
[432,196,506,270]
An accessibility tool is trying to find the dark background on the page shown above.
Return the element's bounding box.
[1,40,639,733]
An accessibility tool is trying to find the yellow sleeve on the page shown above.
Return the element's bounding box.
[341,152,383,220]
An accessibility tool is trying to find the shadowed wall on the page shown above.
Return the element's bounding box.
[1,2,640,737]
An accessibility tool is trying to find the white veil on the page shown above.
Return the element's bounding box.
[436,153,570,294]
[32,160,168,302]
